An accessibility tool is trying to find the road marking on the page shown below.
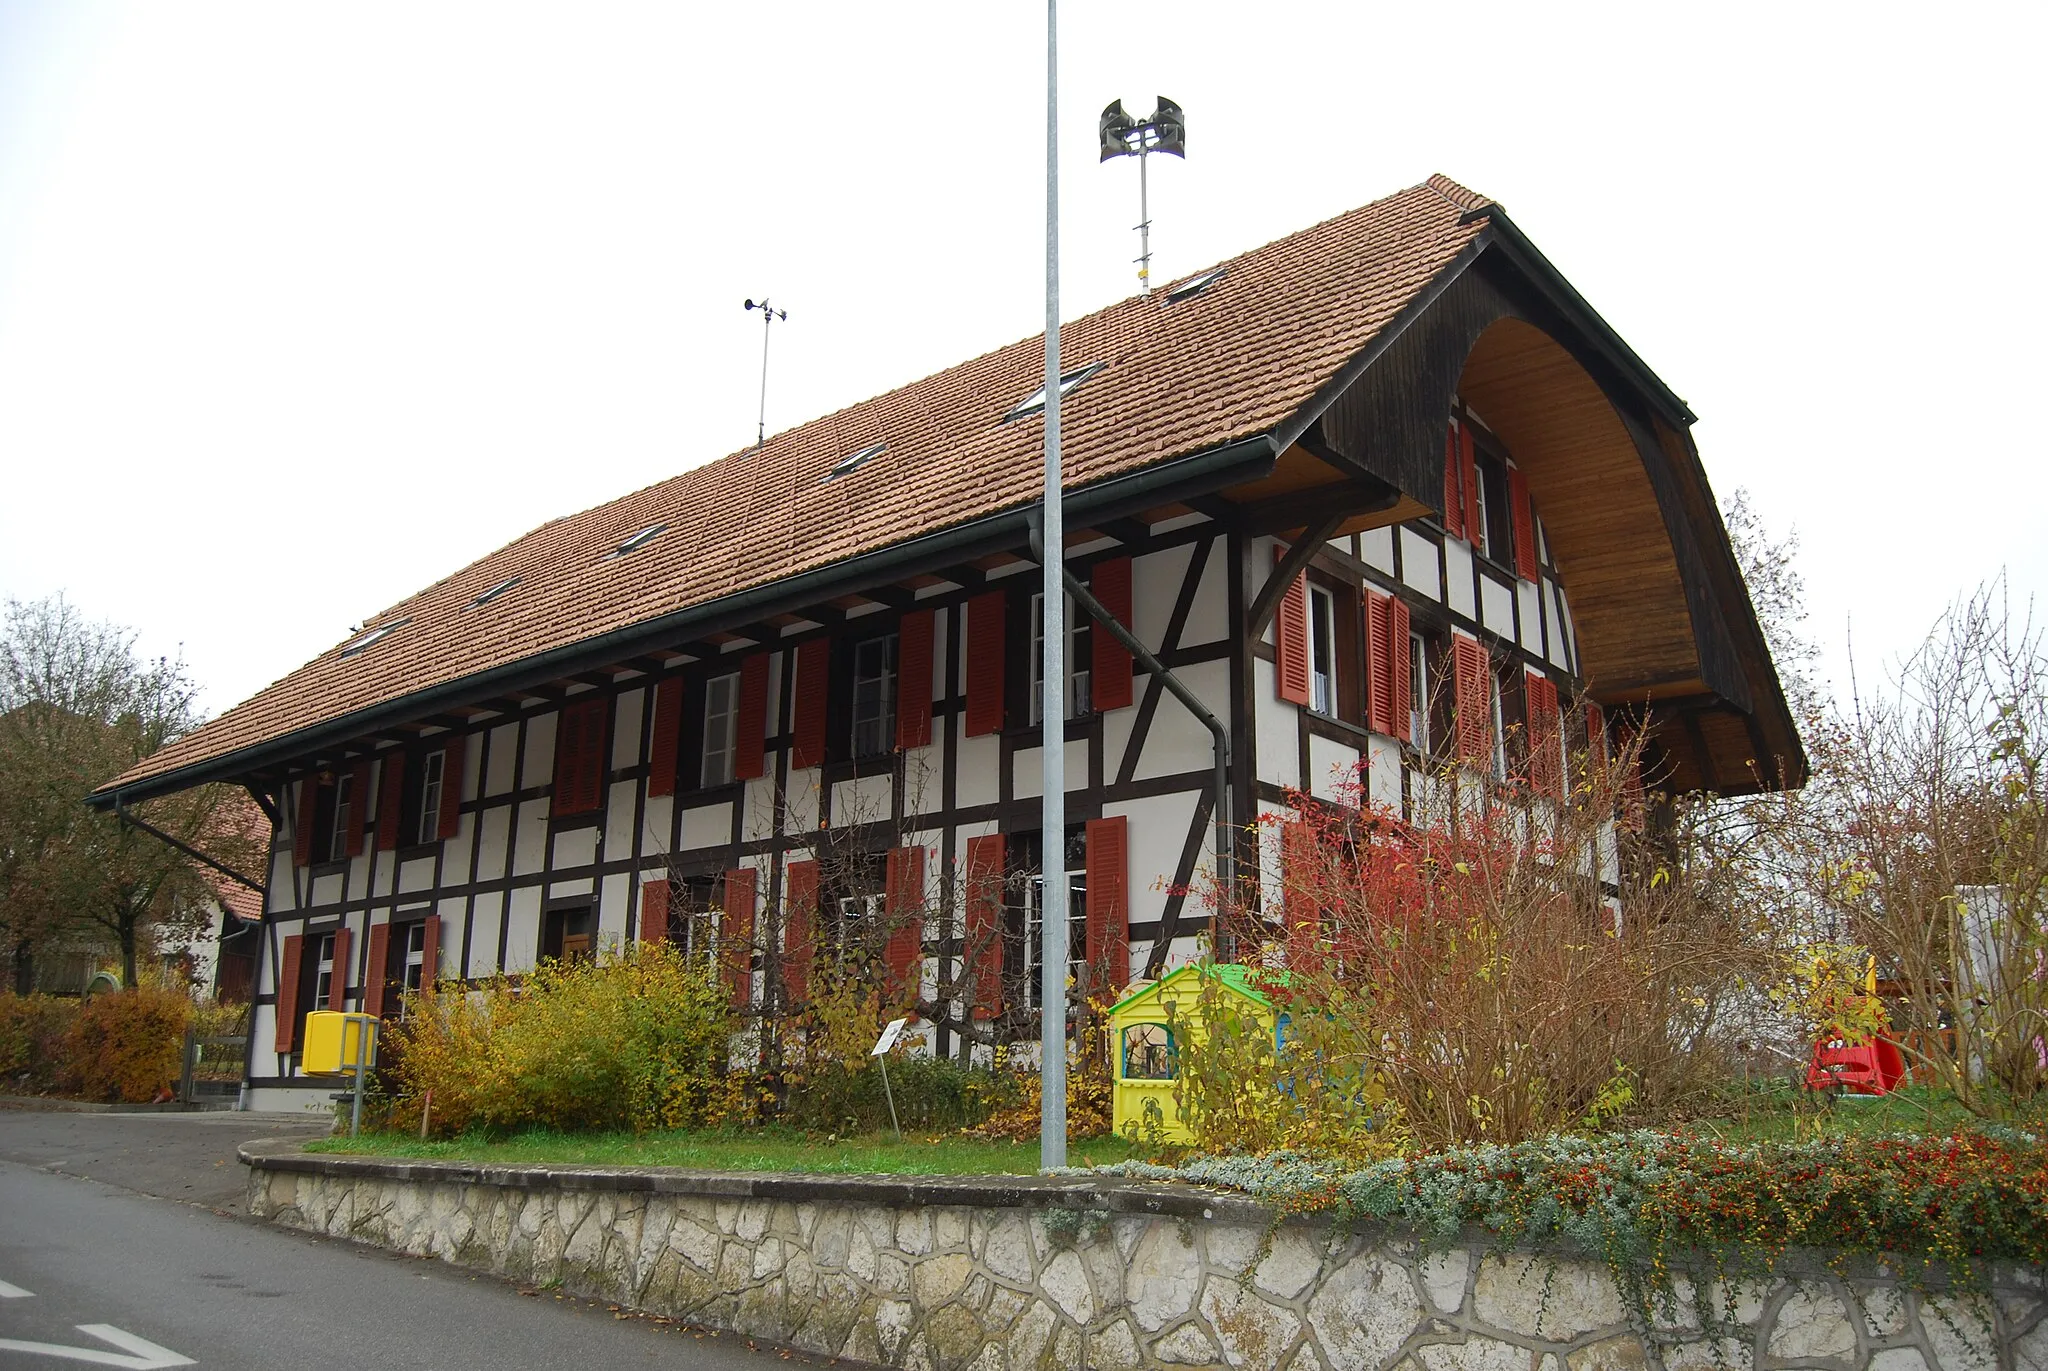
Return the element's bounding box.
[0,1280,28,1299]
[0,1324,194,1368]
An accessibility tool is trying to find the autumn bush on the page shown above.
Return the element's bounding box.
[0,992,79,1093]
[66,986,192,1102]
[384,942,742,1137]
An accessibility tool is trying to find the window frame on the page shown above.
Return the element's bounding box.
[1027,590,1093,726]
[700,671,741,789]
[1306,583,1338,717]
[848,632,900,761]
[1408,628,1431,755]
[414,750,445,847]
[1012,828,1089,1010]
[1120,1022,1176,1080]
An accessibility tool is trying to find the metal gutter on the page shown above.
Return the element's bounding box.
[90,434,1280,809]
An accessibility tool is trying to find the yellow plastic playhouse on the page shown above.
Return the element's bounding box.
[1105,964,1281,1143]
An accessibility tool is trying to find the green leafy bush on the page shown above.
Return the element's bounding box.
[0,993,80,1093]
[779,1054,1013,1136]
[384,943,741,1137]
[1088,1129,2048,1308]
[67,987,192,1102]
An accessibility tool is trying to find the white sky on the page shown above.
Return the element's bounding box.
[2,2,2042,720]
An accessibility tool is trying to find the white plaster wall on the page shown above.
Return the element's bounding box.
[523,711,557,791]
[1443,539,1477,620]
[1517,579,1544,654]
[953,731,1000,810]
[682,802,732,854]
[1400,528,1441,600]
[603,778,637,854]
[1010,739,1088,800]
[611,687,645,770]
[833,772,892,827]
[1253,658,1299,790]
[466,892,504,977]
[551,826,597,872]
[512,799,549,876]
[485,722,519,796]
[1480,573,1516,640]
[1361,526,1395,575]
[1307,733,1361,803]
[502,887,541,973]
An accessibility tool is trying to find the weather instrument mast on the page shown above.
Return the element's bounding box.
[1098,98,1186,292]
[743,297,787,450]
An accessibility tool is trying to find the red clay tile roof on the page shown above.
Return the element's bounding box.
[103,175,1494,797]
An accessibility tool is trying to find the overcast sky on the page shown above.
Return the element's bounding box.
[2,1,2041,721]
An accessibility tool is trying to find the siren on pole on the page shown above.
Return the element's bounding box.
[1098,97,1186,291]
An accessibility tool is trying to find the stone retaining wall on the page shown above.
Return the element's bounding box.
[240,1143,2043,1371]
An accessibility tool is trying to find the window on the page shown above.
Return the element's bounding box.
[828,442,886,479]
[613,524,666,556]
[669,876,721,965]
[1028,592,1092,724]
[1016,830,1088,1009]
[1121,1023,1175,1079]
[1002,362,1105,423]
[1307,585,1337,716]
[701,672,740,787]
[1164,267,1226,303]
[312,932,337,1009]
[827,855,886,966]
[325,773,354,863]
[399,922,427,995]
[473,576,519,607]
[850,635,898,758]
[415,750,445,846]
[1409,630,1430,753]
[339,620,404,658]
[1473,450,1513,566]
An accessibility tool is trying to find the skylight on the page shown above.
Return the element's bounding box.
[613,524,667,556]
[339,619,407,659]
[1165,266,1227,303]
[1002,362,1107,423]
[473,575,520,607]
[828,442,886,480]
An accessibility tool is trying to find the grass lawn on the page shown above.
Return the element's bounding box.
[306,1126,1144,1176]
[1669,1081,2010,1144]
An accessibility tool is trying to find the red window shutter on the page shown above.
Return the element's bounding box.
[790,638,831,770]
[1586,701,1608,772]
[275,933,304,1051]
[1274,548,1311,706]
[1441,422,1466,541]
[722,868,756,1009]
[327,926,352,1011]
[437,735,467,839]
[553,701,605,816]
[375,751,407,852]
[1363,592,1394,736]
[1388,598,1414,744]
[1089,557,1135,712]
[964,591,1007,737]
[1452,637,1490,765]
[1526,672,1561,797]
[735,652,769,780]
[639,878,670,946]
[343,763,371,858]
[896,609,935,751]
[293,780,317,867]
[647,679,683,798]
[419,914,440,991]
[363,922,391,1017]
[783,859,819,1005]
[963,834,1005,1017]
[1508,466,1539,582]
[1084,817,1129,995]
[883,845,925,996]
[1460,424,1482,548]
[1281,820,1318,970]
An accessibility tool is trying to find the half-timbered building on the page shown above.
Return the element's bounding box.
[92,174,1802,1112]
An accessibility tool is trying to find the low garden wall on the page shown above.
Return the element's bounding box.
[240,1143,2043,1371]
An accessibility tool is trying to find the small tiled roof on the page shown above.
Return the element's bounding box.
[102,175,1495,799]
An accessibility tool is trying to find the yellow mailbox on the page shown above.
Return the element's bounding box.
[301,1011,377,1077]
[1106,964,1280,1143]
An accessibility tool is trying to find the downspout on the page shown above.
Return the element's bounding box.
[1028,513,1233,900]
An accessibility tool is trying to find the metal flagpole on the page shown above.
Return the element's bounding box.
[1039,0,1068,1172]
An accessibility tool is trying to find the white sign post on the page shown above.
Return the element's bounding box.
[871,1017,909,1140]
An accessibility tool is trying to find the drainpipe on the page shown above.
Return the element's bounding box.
[1028,514,1233,900]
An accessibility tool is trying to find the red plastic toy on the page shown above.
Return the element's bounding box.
[1805,1032,1907,1095]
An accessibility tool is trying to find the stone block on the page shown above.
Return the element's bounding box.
[916,1252,976,1309]
[1255,1229,1326,1303]
[933,1207,970,1253]
[1418,1337,1535,1371]
[1307,1249,1423,1371]
[1041,1249,1096,1325]
[1009,1300,1059,1369]
[1128,1224,1203,1332]
[1087,1318,1143,1371]
[1766,1281,1856,1361]
[1868,1350,1931,1371]
[1419,1249,1471,1315]
[875,1298,915,1362]
[812,1206,853,1268]
[2015,1314,2048,1371]
[1659,1339,1746,1371]
[1203,1224,1260,1276]
[1473,1254,1624,1341]
[1922,1295,1999,1371]
[925,1303,988,1369]
[985,1212,1036,1286]
[1154,1320,1224,1366]
[1565,1335,1648,1371]
[1201,1273,1303,1368]
[899,1209,935,1256]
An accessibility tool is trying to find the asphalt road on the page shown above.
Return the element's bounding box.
[0,1107,329,1212]
[0,1110,807,1370]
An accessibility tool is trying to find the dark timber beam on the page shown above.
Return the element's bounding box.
[1247,510,1347,640]
[1236,477,1399,538]
[115,797,266,893]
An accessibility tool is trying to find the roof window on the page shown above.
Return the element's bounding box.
[1164,267,1227,303]
[473,575,520,607]
[612,524,667,557]
[828,442,886,480]
[339,619,407,659]
[1002,362,1106,423]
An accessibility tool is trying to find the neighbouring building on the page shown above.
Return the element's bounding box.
[91,175,1802,1112]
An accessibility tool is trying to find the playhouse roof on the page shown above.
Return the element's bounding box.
[1109,963,1283,1015]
